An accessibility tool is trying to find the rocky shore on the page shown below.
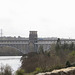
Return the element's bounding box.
[36,67,75,75]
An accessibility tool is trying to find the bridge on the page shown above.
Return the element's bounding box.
[0,31,52,54]
[0,31,39,54]
[0,31,75,54]
[0,37,29,54]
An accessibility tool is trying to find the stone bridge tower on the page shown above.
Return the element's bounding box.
[29,31,38,52]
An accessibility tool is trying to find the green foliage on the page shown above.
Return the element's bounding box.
[48,65,64,72]
[16,69,25,75]
[69,51,75,56]
[68,51,75,62]
[66,61,71,67]
[35,67,42,73]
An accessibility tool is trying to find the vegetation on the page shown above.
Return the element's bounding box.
[0,65,13,75]
[16,69,25,75]
[20,39,75,74]
[66,61,71,67]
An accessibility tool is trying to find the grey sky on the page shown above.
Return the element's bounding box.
[0,0,75,38]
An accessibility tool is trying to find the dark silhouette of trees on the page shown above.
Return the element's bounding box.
[69,42,74,50]
[66,61,71,67]
[38,45,44,54]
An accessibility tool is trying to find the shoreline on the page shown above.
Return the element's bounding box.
[36,67,75,75]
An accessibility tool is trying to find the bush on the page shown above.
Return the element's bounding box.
[47,65,64,72]
[0,65,12,75]
[69,51,75,56]
[35,67,42,73]
[16,69,24,75]
[66,61,71,67]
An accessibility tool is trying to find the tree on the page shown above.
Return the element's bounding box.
[69,42,74,50]
[55,38,61,50]
[62,43,68,50]
[57,38,61,45]
[55,43,60,50]
[66,61,71,67]
[39,45,44,54]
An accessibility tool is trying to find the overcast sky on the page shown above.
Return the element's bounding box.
[0,0,75,38]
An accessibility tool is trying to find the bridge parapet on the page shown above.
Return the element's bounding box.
[0,42,28,44]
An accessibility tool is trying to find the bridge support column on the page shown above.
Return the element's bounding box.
[29,31,38,52]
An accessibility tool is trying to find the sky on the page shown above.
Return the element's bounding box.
[0,0,75,38]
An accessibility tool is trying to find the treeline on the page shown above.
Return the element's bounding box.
[55,38,75,51]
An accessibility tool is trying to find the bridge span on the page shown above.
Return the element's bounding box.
[0,37,29,54]
[0,31,75,54]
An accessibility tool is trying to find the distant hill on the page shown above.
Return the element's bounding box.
[0,46,23,56]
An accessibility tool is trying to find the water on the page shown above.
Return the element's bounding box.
[0,56,22,73]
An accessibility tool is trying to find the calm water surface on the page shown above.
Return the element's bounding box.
[0,56,22,72]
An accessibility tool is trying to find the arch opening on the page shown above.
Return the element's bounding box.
[0,45,23,56]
